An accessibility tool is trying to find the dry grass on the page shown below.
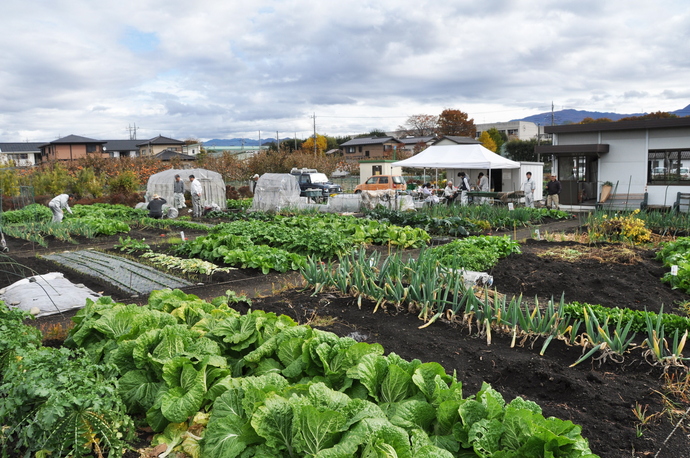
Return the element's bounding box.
[536,245,642,264]
[304,312,338,328]
[35,321,73,342]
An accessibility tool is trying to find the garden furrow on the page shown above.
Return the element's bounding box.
[41,250,193,295]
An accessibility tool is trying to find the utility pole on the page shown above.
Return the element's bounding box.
[312,113,317,156]
[258,130,261,152]
[276,131,279,151]
[551,102,555,126]
[128,123,138,140]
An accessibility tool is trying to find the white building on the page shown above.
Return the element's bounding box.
[536,117,690,207]
[475,121,540,141]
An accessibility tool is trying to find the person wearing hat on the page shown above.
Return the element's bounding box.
[251,173,260,193]
[173,174,186,209]
[147,194,167,219]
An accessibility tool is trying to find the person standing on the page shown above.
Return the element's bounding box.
[173,174,186,209]
[478,172,490,204]
[546,175,562,210]
[147,194,167,219]
[189,174,203,217]
[522,171,536,208]
[48,194,74,223]
[458,172,471,206]
[251,174,260,193]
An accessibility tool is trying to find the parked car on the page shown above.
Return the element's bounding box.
[289,168,342,201]
[652,167,667,177]
[680,167,690,179]
[354,175,407,193]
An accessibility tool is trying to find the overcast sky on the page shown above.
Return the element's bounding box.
[2,0,689,143]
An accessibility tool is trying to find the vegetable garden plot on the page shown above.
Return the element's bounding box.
[41,250,193,295]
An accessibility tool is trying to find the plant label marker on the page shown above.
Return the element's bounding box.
[508,203,514,211]
[534,229,541,240]
[180,231,186,241]
[671,265,678,276]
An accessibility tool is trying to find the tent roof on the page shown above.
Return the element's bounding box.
[391,144,520,169]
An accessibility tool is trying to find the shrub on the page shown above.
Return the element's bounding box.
[108,170,140,196]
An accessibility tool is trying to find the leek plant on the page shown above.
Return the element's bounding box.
[641,306,690,367]
[570,306,636,366]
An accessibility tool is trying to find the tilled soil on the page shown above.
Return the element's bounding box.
[4,225,690,458]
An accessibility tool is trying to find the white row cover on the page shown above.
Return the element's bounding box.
[0,272,100,317]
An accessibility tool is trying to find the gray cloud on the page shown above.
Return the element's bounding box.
[1,0,689,142]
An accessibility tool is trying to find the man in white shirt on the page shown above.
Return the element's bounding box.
[478,172,490,204]
[48,194,74,223]
[522,172,536,208]
[189,175,203,217]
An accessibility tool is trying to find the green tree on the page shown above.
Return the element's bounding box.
[485,127,507,154]
[478,131,497,152]
[356,129,388,138]
[504,139,543,162]
[31,163,74,196]
[0,166,20,197]
[436,109,476,137]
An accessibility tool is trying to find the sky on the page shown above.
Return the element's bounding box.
[2,0,689,143]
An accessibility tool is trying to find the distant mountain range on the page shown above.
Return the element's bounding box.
[204,105,690,145]
[513,104,690,125]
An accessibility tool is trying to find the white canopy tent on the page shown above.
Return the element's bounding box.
[392,144,520,169]
[392,144,523,195]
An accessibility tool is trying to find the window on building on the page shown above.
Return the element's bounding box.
[372,165,382,175]
[19,154,28,160]
[359,146,363,153]
[86,144,97,153]
[347,147,355,153]
[365,151,370,158]
[648,149,690,184]
[383,144,391,151]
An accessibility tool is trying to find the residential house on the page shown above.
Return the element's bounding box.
[136,135,185,157]
[183,143,202,156]
[0,142,43,166]
[340,136,405,161]
[155,148,196,162]
[397,136,436,155]
[432,136,481,146]
[535,117,690,206]
[39,135,107,162]
[102,139,140,158]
